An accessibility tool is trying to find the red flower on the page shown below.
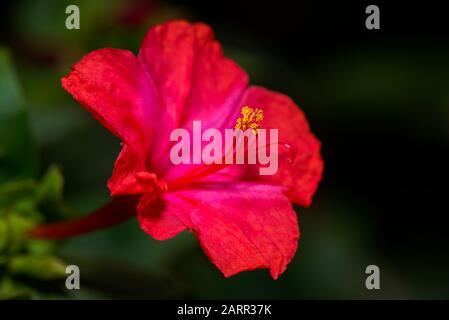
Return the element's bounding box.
[32,20,323,279]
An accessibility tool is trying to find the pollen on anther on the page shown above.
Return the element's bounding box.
[235,106,264,134]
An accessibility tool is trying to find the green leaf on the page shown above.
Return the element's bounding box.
[0,276,35,300]
[36,166,63,205]
[8,255,66,280]
[35,165,71,220]
[26,239,57,255]
[5,213,36,253]
[0,48,38,182]
[0,219,7,252]
[0,179,37,208]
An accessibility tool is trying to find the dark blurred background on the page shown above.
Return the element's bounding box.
[0,0,448,299]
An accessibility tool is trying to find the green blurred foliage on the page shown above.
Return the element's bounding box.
[0,48,68,299]
[0,167,68,299]
[0,49,37,182]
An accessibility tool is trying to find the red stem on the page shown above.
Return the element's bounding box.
[29,195,140,240]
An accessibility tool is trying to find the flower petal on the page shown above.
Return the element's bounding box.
[138,20,248,177]
[138,182,299,279]
[62,48,154,146]
[137,193,186,240]
[107,144,148,196]
[241,86,324,207]
[138,20,194,129]
[62,48,158,195]
[180,23,248,131]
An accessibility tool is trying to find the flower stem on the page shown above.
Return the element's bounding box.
[29,195,140,239]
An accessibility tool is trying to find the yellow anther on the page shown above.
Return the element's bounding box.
[235,106,264,134]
